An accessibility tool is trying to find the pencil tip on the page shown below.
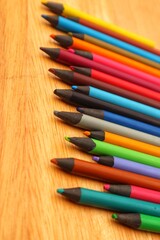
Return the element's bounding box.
[53,110,59,117]
[104,184,110,190]
[76,107,82,112]
[57,188,64,194]
[72,85,77,90]
[68,48,75,53]
[65,136,71,142]
[41,14,49,20]
[39,47,49,54]
[50,158,57,165]
[84,131,90,137]
[70,66,74,70]
[48,68,55,74]
[112,213,118,220]
[50,34,55,39]
[40,46,45,51]
[92,156,99,162]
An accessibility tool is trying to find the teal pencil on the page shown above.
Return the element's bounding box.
[57,187,160,217]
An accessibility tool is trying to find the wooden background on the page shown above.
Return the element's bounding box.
[0,0,160,239]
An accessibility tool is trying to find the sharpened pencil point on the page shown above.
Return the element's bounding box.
[40,47,45,51]
[68,48,75,53]
[50,34,55,39]
[84,131,90,137]
[53,110,60,117]
[50,158,57,165]
[76,107,82,112]
[57,188,64,194]
[92,156,100,162]
[48,68,55,74]
[112,213,118,219]
[104,184,110,190]
[72,85,77,90]
[65,136,71,142]
[41,14,49,21]
[70,66,75,71]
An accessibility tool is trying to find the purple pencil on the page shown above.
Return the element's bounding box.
[92,156,160,179]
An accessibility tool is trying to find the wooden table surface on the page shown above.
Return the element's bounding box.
[0,0,160,239]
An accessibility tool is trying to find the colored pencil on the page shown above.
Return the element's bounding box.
[52,34,160,79]
[40,47,160,92]
[72,86,160,119]
[92,156,160,179]
[51,158,160,191]
[84,131,160,156]
[54,111,160,145]
[104,184,160,204]
[41,15,160,62]
[112,213,160,233]
[71,67,160,103]
[50,68,160,108]
[57,187,160,216]
[53,89,160,126]
[68,47,160,81]
[65,137,160,167]
[77,107,160,132]
[69,32,160,60]
[41,1,155,48]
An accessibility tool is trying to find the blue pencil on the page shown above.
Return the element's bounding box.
[73,86,160,119]
[41,15,160,63]
[77,107,160,137]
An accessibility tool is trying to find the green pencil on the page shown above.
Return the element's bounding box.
[65,137,160,168]
[112,213,160,233]
[57,187,160,217]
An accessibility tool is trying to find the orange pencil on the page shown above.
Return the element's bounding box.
[51,34,160,77]
[84,131,160,157]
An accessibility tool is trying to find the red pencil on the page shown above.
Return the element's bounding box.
[69,48,160,86]
[70,67,160,103]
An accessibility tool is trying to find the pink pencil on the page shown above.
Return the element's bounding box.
[104,184,160,204]
[70,49,160,87]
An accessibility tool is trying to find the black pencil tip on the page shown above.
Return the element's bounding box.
[41,2,64,15]
[54,89,71,97]
[41,14,58,26]
[40,47,60,59]
[48,68,55,74]
[67,137,95,152]
[53,110,59,117]
[54,111,82,125]
[52,158,74,171]
[57,187,81,202]
[41,14,50,21]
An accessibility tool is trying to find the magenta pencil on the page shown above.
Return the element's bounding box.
[104,184,160,204]
[70,49,160,86]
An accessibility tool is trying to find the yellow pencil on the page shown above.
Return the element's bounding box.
[42,1,155,48]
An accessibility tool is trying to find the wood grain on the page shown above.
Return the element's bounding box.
[0,0,160,239]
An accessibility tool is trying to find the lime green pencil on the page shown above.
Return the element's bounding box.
[65,137,160,168]
[112,213,160,233]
